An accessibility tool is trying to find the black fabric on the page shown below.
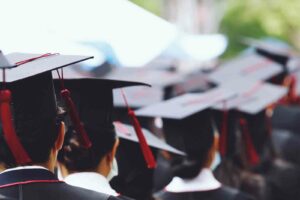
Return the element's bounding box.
[115,195,135,200]
[211,110,239,158]
[255,48,289,67]
[0,168,114,200]
[264,159,300,200]
[0,169,58,186]
[111,139,156,200]
[155,186,255,200]
[242,111,269,156]
[272,105,300,134]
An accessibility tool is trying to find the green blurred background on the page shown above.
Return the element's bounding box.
[130,0,300,58]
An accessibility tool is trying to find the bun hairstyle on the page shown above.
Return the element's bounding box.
[163,110,214,179]
[61,125,117,172]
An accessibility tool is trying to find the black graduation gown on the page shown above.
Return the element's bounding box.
[0,168,126,200]
[155,186,255,200]
[262,159,300,200]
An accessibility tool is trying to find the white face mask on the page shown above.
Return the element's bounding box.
[107,158,118,181]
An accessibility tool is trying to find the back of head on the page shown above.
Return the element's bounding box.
[163,110,214,179]
[58,83,117,172]
[0,72,59,167]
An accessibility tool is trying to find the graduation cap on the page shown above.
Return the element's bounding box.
[212,78,287,166]
[134,92,218,163]
[134,87,235,168]
[53,67,158,168]
[135,87,235,119]
[114,121,185,155]
[213,78,288,114]
[0,51,92,165]
[241,37,300,72]
[102,67,184,108]
[172,71,213,95]
[208,54,283,85]
[103,67,183,88]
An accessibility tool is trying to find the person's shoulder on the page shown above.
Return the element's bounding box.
[108,195,135,200]
[220,186,255,200]
[56,182,113,200]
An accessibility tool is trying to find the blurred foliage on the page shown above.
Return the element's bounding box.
[221,0,300,58]
[129,0,162,16]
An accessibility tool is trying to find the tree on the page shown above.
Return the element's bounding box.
[221,0,300,57]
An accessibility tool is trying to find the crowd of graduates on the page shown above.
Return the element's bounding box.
[0,37,300,200]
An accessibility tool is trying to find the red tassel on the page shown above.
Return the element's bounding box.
[128,108,156,169]
[219,102,228,157]
[61,89,92,148]
[289,75,298,103]
[120,89,156,168]
[0,90,31,165]
[239,118,260,166]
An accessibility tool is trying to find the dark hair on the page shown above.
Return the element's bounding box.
[0,72,61,167]
[163,110,214,179]
[60,125,116,172]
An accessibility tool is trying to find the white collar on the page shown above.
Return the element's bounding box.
[165,168,221,193]
[1,165,49,174]
[64,172,118,196]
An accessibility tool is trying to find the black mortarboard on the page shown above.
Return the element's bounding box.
[54,68,149,132]
[241,37,295,68]
[208,54,283,85]
[114,121,185,155]
[102,67,183,108]
[135,87,233,158]
[53,67,158,168]
[0,51,92,165]
[136,87,235,119]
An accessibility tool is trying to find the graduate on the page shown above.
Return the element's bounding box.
[135,88,253,200]
[0,52,123,200]
[111,122,185,200]
[54,67,149,199]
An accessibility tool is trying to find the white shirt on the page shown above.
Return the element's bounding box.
[64,172,118,196]
[165,168,222,193]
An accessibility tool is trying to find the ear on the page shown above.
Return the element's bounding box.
[106,138,120,163]
[54,122,65,151]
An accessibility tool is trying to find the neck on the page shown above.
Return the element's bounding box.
[96,158,109,178]
[34,150,57,173]
[34,161,54,172]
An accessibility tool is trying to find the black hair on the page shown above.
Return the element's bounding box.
[0,72,61,167]
[61,125,117,172]
[163,110,214,179]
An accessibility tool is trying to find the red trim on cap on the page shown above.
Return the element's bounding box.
[242,59,272,75]
[15,53,59,66]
